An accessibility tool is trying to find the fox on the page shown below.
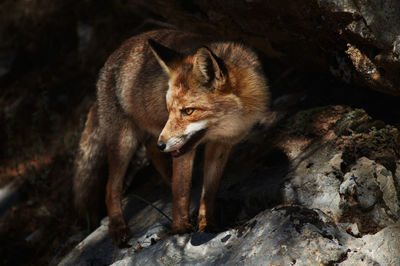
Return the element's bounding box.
[73,29,269,247]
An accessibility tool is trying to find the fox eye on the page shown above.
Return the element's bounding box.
[182,108,195,116]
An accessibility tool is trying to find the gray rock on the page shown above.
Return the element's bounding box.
[0,184,19,217]
[375,163,399,216]
[339,157,399,230]
[341,223,400,266]
[60,149,400,265]
[59,198,173,266]
[59,107,400,265]
[58,221,115,266]
[112,207,350,266]
[284,151,399,232]
[61,204,400,265]
[337,223,360,237]
[283,150,343,220]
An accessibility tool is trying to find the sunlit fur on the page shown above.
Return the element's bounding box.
[158,43,269,153]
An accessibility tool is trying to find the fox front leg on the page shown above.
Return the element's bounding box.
[171,149,196,234]
[198,142,232,232]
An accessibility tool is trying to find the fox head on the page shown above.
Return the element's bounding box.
[148,39,267,157]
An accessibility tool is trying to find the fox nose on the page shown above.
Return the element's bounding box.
[157,142,166,151]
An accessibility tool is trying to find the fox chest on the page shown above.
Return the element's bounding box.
[122,87,169,136]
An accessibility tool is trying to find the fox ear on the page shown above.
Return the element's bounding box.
[193,47,224,87]
[148,39,182,74]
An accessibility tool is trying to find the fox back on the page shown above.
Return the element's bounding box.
[97,30,268,142]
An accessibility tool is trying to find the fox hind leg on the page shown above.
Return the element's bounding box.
[105,120,139,247]
[198,142,232,232]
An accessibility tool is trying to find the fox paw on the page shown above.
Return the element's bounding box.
[197,217,219,233]
[109,217,132,248]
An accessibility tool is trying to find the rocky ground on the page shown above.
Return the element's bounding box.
[58,94,400,265]
[0,1,400,265]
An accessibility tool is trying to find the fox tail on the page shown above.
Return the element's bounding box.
[73,101,107,228]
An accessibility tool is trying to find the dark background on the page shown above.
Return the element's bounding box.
[0,1,399,265]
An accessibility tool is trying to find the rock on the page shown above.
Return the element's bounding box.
[342,223,400,266]
[336,109,400,173]
[58,220,115,266]
[375,163,400,216]
[284,151,399,234]
[337,222,360,237]
[395,162,400,194]
[139,0,400,95]
[61,205,400,265]
[283,151,343,220]
[339,157,399,232]
[62,207,351,265]
[0,184,19,217]
[220,207,348,266]
[59,105,400,265]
